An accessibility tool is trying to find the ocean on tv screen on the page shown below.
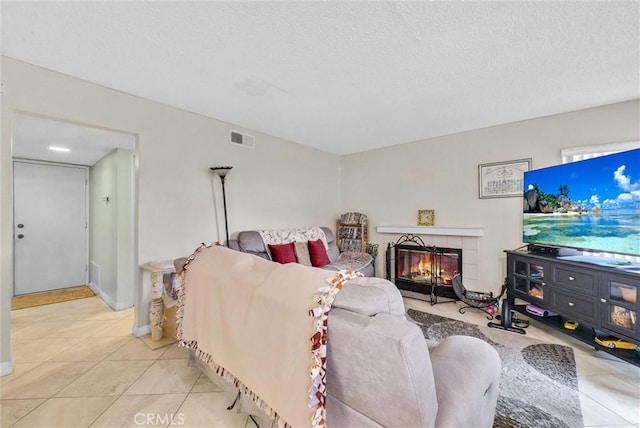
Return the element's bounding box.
[523,149,640,256]
[523,210,640,256]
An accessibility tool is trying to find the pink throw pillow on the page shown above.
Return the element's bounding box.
[308,239,330,267]
[268,242,298,264]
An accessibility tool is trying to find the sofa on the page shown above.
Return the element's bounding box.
[180,248,501,427]
[228,226,375,277]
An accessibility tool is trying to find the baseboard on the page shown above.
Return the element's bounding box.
[133,324,151,338]
[98,290,116,310]
[1,358,14,377]
[97,290,132,312]
[111,300,133,311]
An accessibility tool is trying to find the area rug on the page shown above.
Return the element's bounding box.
[407,308,583,428]
[12,285,95,310]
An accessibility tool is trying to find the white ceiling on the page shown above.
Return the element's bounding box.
[12,114,136,166]
[2,1,639,155]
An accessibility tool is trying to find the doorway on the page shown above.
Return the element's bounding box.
[12,113,137,308]
[13,161,88,295]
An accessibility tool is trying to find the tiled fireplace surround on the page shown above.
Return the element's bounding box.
[377,226,483,292]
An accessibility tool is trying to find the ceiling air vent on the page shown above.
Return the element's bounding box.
[229,130,255,149]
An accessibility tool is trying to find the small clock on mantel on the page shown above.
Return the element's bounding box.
[418,209,435,226]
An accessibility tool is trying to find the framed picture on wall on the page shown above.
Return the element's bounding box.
[478,158,531,199]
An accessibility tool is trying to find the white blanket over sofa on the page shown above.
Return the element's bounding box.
[257,227,372,273]
[177,244,361,427]
[258,226,329,253]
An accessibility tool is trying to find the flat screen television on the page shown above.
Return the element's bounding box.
[523,148,640,257]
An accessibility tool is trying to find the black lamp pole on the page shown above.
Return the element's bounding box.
[210,166,233,246]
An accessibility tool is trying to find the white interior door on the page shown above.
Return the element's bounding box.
[14,161,88,295]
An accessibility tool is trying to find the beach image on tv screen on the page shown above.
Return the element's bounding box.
[523,148,640,256]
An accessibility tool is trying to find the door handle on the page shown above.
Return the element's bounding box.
[17,234,24,239]
[17,224,24,228]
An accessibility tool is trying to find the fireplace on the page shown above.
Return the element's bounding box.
[386,235,462,302]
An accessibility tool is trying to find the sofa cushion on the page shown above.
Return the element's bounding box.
[268,242,297,264]
[294,242,312,266]
[332,277,405,318]
[308,239,331,267]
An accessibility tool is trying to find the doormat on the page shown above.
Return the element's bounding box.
[12,285,96,310]
[407,308,583,428]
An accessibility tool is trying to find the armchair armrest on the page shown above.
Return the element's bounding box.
[335,251,373,270]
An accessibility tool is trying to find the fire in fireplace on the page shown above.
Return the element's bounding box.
[388,243,462,301]
[396,246,461,285]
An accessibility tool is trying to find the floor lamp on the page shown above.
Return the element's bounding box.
[210,166,233,246]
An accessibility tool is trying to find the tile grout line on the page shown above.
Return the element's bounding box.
[577,374,638,426]
[171,371,208,428]
[5,299,137,427]
[6,398,48,428]
[86,341,176,427]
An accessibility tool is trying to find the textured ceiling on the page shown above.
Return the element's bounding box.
[2,1,639,155]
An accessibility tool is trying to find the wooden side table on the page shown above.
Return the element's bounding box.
[140,260,176,341]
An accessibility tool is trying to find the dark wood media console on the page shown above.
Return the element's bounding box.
[490,248,640,367]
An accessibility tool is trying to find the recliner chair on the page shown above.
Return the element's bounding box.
[326,276,502,427]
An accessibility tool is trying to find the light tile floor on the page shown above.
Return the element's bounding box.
[1,296,639,427]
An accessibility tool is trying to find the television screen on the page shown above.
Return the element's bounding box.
[523,148,640,256]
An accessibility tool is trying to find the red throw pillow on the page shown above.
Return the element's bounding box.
[268,242,298,264]
[308,239,330,267]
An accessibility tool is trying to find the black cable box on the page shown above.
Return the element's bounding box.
[527,244,560,256]
[527,244,580,257]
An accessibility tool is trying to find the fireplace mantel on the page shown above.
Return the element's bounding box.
[376,225,483,237]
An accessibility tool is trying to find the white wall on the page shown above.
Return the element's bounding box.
[0,57,341,372]
[89,148,135,310]
[341,100,640,294]
[90,150,118,303]
[115,148,135,310]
